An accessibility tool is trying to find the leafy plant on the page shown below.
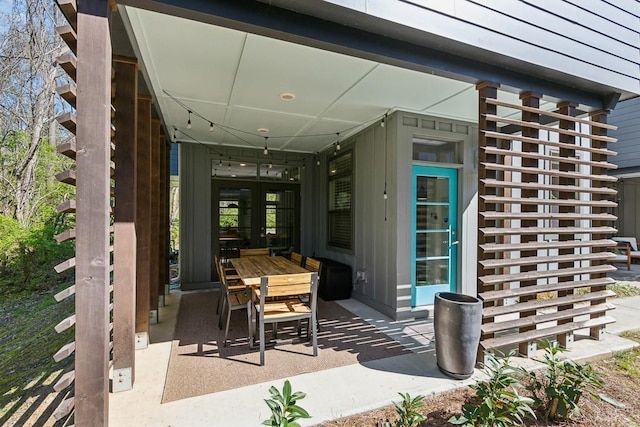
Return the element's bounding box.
[393,392,426,427]
[262,380,311,427]
[449,352,535,427]
[524,340,601,420]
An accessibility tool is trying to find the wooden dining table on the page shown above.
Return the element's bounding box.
[230,255,309,287]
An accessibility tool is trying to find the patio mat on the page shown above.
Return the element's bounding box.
[162,291,409,402]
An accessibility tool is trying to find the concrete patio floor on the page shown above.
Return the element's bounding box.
[109,284,640,426]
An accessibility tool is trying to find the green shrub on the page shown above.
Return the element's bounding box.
[524,340,600,420]
[449,352,535,427]
[263,380,310,427]
[393,392,426,427]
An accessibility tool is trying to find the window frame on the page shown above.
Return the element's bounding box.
[327,149,354,250]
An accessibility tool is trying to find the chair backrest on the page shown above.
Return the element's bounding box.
[613,237,638,252]
[240,248,270,257]
[290,252,304,266]
[304,257,321,274]
[259,272,318,310]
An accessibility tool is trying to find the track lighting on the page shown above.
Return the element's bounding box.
[263,137,269,155]
[187,111,192,129]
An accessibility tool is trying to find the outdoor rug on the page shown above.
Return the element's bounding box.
[162,290,410,402]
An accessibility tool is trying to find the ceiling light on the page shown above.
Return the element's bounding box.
[240,163,246,167]
[258,128,269,133]
[280,92,296,101]
[187,110,192,129]
[209,122,214,132]
[263,137,269,155]
[231,174,236,178]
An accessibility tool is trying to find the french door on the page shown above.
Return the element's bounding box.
[212,180,300,278]
[411,165,458,306]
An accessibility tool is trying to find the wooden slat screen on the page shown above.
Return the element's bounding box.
[51,0,115,424]
[476,82,618,358]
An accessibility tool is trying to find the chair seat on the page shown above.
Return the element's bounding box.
[229,292,250,307]
[258,299,309,318]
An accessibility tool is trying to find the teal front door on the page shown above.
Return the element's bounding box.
[411,165,458,306]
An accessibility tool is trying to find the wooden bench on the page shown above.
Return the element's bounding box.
[612,237,640,269]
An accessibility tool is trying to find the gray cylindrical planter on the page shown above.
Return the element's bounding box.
[434,292,482,379]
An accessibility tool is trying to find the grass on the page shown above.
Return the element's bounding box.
[0,285,74,426]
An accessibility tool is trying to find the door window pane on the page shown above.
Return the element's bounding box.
[416,176,449,202]
[264,190,296,250]
[416,205,449,230]
[415,259,449,287]
[416,232,449,259]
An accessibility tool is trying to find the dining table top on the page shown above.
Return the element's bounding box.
[230,255,310,287]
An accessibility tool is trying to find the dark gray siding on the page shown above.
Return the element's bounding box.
[319,0,640,97]
[610,97,640,172]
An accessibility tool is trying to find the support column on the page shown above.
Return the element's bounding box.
[150,119,161,320]
[135,95,152,346]
[112,56,138,391]
[75,0,111,423]
[557,101,578,349]
[518,91,541,357]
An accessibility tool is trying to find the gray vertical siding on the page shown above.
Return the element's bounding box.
[321,0,640,96]
[610,97,640,172]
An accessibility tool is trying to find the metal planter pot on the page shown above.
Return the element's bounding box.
[434,292,482,379]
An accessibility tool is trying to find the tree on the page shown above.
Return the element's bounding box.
[0,0,70,227]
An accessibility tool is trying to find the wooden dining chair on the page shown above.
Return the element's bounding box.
[250,272,319,366]
[304,257,321,274]
[218,262,251,347]
[240,248,270,257]
[290,251,304,266]
[214,254,241,315]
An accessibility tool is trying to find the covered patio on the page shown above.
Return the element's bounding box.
[48,0,639,425]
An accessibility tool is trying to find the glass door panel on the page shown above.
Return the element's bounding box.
[261,189,298,254]
[411,166,458,306]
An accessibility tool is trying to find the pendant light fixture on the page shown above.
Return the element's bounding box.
[263,136,269,155]
[187,110,192,129]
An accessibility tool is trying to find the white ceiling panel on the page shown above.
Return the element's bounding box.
[230,34,378,117]
[124,6,485,153]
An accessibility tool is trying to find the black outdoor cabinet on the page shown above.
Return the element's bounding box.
[316,257,353,301]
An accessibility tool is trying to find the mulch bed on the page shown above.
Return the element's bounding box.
[319,358,640,427]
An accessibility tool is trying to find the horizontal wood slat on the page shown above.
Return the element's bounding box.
[482,130,617,157]
[479,251,615,269]
[54,257,75,273]
[480,196,617,208]
[54,285,75,302]
[53,396,74,421]
[56,25,77,55]
[481,302,615,334]
[55,169,76,186]
[480,265,616,286]
[481,162,618,182]
[483,290,615,318]
[56,84,76,108]
[55,228,76,243]
[57,142,76,159]
[56,112,76,134]
[482,146,617,169]
[480,239,617,253]
[53,370,75,392]
[483,114,617,143]
[54,314,76,333]
[57,199,76,213]
[57,53,76,82]
[479,277,614,301]
[484,99,617,130]
[53,341,75,362]
[55,0,77,31]
[480,226,617,236]
[481,179,617,195]
[480,316,615,351]
[480,212,616,221]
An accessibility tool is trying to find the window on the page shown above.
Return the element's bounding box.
[328,151,353,249]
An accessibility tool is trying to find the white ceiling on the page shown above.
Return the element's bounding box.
[124,7,552,154]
